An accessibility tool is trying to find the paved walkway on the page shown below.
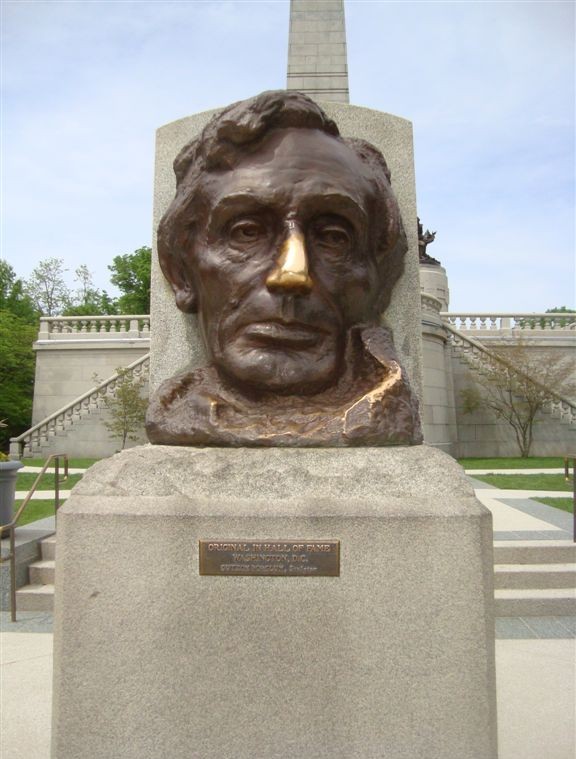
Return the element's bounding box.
[471,476,573,541]
[465,468,567,475]
[2,470,575,759]
[15,490,72,500]
[19,467,88,475]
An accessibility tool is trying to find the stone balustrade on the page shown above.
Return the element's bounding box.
[37,315,151,340]
[442,313,576,332]
[36,311,576,342]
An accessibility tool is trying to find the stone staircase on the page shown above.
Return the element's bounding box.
[13,533,576,616]
[15,535,56,612]
[494,539,576,616]
[10,353,150,459]
[446,324,576,430]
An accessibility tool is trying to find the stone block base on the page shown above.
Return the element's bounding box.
[52,445,497,758]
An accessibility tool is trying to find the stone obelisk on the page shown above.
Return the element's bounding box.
[287,0,349,102]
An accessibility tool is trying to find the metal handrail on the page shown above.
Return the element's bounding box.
[0,453,69,622]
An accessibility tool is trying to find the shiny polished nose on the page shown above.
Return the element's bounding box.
[266,222,314,293]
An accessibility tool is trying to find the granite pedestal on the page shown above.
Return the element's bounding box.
[51,445,497,758]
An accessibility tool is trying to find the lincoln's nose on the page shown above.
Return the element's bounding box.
[266,221,314,294]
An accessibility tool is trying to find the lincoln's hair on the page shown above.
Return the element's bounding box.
[158,90,407,314]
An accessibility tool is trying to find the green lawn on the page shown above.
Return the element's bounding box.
[16,472,83,491]
[459,457,565,470]
[474,473,572,491]
[8,469,86,528]
[12,499,61,526]
[533,497,574,514]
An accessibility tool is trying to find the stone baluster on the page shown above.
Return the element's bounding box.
[38,318,51,340]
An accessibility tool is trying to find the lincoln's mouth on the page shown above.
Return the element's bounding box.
[240,320,328,348]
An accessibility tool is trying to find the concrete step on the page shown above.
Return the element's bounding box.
[28,559,55,585]
[494,564,576,589]
[16,583,54,612]
[494,588,576,616]
[493,540,576,565]
[494,563,576,589]
[40,535,57,560]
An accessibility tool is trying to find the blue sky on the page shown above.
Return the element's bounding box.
[1,0,574,312]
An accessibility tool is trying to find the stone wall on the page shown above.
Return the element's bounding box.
[32,342,149,425]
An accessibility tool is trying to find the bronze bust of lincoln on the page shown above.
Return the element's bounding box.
[146,90,422,447]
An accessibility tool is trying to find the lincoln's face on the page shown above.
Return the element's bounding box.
[177,128,383,395]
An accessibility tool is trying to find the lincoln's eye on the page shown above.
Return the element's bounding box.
[229,219,265,244]
[313,223,352,250]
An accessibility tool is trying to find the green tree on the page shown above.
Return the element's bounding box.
[63,265,118,316]
[24,257,71,316]
[0,311,37,449]
[0,261,39,450]
[100,368,148,449]
[460,342,575,457]
[0,260,38,323]
[108,246,151,314]
[544,307,576,328]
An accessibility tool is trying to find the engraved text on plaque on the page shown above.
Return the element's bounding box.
[199,540,340,577]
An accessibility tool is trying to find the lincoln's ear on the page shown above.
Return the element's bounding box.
[174,284,198,314]
[159,253,198,314]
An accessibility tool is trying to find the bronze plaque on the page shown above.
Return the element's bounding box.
[199,539,340,577]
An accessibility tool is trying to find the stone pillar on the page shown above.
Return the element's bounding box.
[287,0,349,103]
[420,294,458,454]
[420,262,450,311]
